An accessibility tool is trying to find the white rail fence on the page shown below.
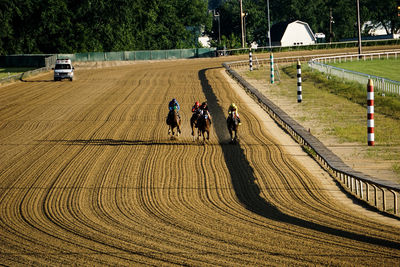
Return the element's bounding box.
[308,51,400,95]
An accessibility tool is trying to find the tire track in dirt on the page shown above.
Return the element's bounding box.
[0,58,399,266]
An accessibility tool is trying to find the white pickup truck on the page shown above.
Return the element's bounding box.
[53,59,74,81]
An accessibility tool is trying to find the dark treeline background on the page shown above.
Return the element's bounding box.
[1,0,399,55]
[209,0,400,48]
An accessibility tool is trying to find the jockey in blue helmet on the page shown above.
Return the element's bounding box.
[168,98,180,118]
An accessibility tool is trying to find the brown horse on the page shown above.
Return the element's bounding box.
[227,111,239,143]
[196,113,211,141]
[190,112,200,141]
[166,109,181,137]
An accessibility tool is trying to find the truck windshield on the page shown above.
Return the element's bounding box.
[55,64,71,70]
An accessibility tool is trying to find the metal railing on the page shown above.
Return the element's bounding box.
[222,61,400,219]
[309,51,400,95]
[217,38,400,56]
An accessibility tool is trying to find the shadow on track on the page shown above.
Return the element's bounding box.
[198,67,400,250]
[39,139,210,146]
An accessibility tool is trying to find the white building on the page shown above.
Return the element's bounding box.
[270,20,316,47]
[198,35,211,48]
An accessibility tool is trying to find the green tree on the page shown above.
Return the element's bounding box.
[365,0,400,35]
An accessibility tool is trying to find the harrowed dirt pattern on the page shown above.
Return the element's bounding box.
[0,56,399,266]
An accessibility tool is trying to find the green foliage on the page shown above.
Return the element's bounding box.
[1,0,399,54]
[207,0,400,47]
[0,0,211,54]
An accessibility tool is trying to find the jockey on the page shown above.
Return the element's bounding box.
[168,98,180,119]
[192,101,200,113]
[199,101,212,124]
[228,103,241,124]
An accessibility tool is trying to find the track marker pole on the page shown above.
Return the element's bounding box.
[270,53,274,84]
[297,60,302,103]
[367,79,374,146]
[249,49,253,71]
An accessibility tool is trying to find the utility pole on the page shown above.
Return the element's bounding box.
[267,0,271,50]
[356,0,362,55]
[329,8,332,42]
[214,11,221,45]
[267,0,274,84]
[240,0,245,48]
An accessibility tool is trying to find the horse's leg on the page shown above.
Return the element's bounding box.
[228,128,233,142]
[168,125,171,135]
[191,122,195,141]
[206,130,210,140]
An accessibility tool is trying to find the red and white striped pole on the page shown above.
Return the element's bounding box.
[367,79,374,146]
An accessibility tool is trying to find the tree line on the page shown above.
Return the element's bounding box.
[0,0,399,55]
[0,0,211,55]
[210,0,400,48]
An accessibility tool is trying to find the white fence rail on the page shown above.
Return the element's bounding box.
[309,51,400,95]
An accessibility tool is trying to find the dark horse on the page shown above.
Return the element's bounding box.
[190,112,200,141]
[196,113,211,141]
[166,108,181,137]
[227,111,239,143]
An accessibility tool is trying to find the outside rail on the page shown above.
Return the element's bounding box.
[223,60,400,218]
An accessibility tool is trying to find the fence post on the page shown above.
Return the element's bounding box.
[297,60,302,103]
[249,48,253,71]
[367,79,374,146]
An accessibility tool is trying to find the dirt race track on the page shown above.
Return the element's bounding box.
[1,57,400,266]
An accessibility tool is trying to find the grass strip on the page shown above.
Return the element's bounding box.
[242,64,400,176]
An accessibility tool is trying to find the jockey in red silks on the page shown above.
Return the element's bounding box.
[192,101,200,113]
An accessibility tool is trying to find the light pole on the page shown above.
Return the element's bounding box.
[214,11,221,45]
[267,0,274,84]
[243,13,248,46]
[329,8,334,43]
[356,0,362,55]
[267,0,271,50]
[240,0,245,48]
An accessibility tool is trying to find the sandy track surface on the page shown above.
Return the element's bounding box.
[1,58,399,266]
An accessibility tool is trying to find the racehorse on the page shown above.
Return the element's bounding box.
[196,113,210,141]
[227,111,239,143]
[166,108,181,137]
[190,112,200,141]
